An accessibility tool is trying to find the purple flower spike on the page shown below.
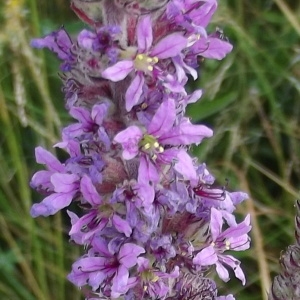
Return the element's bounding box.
[30,1,250,298]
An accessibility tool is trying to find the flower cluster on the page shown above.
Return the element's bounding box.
[30,0,251,299]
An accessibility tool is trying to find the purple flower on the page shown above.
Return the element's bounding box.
[193,208,251,284]
[69,175,132,244]
[62,102,112,151]
[31,27,74,71]
[102,16,187,111]
[77,26,121,64]
[30,172,79,217]
[64,103,109,136]
[112,180,155,212]
[68,237,145,297]
[30,147,80,217]
[136,257,179,298]
[30,146,65,192]
[166,0,217,31]
[150,234,176,261]
[115,97,212,182]
[189,32,233,60]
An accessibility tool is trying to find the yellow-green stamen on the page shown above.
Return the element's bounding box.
[139,134,164,160]
[134,53,159,73]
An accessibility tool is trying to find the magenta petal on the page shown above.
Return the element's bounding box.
[102,60,134,81]
[219,255,246,285]
[83,219,108,243]
[162,73,186,93]
[193,245,218,266]
[159,119,213,146]
[51,173,79,193]
[54,139,81,157]
[62,123,84,139]
[67,269,90,288]
[125,73,145,111]
[80,175,102,206]
[74,257,106,272]
[89,271,108,291]
[188,89,203,104]
[229,260,246,285]
[30,191,75,217]
[230,191,249,205]
[191,0,217,27]
[114,126,143,160]
[35,146,64,172]
[92,237,111,256]
[137,182,155,209]
[174,149,197,180]
[215,261,230,282]
[194,37,233,60]
[118,243,145,268]
[67,211,84,244]
[210,207,223,240]
[77,29,95,49]
[69,212,95,236]
[137,257,150,271]
[69,106,91,125]
[91,103,108,125]
[112,214,132,237]
[151,33,187,59]
[30,170,52,189]
[148,98,176,137]
[158,148,179,165]
[30,28,72,60]
[138,155,159,184]
[30,203,50,218]
[137,16,153,52]
[222,216,251,240]
[228,234,251,251]
[111,265,130,298]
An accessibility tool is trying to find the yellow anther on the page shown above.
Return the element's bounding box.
[158,146,164,153]
[141,102,148,110]
[137,54,144,60]
[152,275,159,282]
[143,143,151,150]
[153,141,160,148]
[152,154,157,160]
[225,240,231,250]
[147,65,153,71]
[147,57,153,63]
[153,56,159,63]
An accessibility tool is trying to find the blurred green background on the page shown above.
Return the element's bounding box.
[0,0,300,299]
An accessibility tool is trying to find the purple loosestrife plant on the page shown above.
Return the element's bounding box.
[30,1,251,299]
